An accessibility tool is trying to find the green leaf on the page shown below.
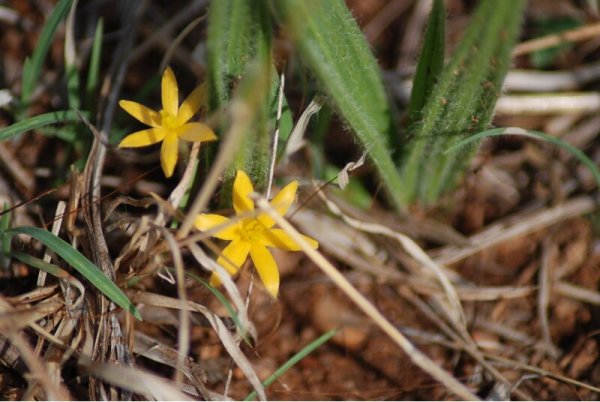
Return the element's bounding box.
[207,0,291,200]
[3,226,141,320]
[243,329,337,401]
[271,0,406,212]
[445,127,600,190]
[408,0,445,125]
[0,203,10,268]
[399,0,527,205]
[21,0,74,106]
[86,18,104,104]
[10,251,72,280]
[0,110,87,142]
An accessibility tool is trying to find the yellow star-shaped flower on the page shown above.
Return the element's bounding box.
[118,67,217,177]
[195,170,319,298]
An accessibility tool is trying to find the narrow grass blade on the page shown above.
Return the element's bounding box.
[271,0,405,212]
[445,126,600,189]
[408,0,445,125]
[0,110,86,141]
[21,0,74,105]
[10,251,72,280]
[399,0,526,205]
[86,18,104,103]
[0,203,10,268]
[243,329,337,401]
[64,0,80,110]
[4,226,141,320]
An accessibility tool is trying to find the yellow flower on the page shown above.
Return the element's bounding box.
[118,67,217,178]
[195,170,318,298]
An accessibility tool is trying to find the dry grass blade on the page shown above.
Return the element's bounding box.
[513,21,600,56]
[433,196,597,265]
[187,242,256,340]
[134,332,227,400]
[130,291,266,401]
[486,354,600,393]
[554,281,600,305]
[538,237,560,358]
[253,195,479,401]
[158,227,190,386]
[315,187,468,337]
[85,362,192,400]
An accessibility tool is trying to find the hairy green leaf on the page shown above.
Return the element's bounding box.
[399,0,527,205]
[271,0,405,212]
[408,0,445,125]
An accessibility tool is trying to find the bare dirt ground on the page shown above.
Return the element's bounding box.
[1,0,600,400]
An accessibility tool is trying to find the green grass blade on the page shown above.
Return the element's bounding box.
[0,203,10,268]
[64,0,80,110]
[0,110,86,142]
[4,226,141,320]
[86,18,104,104]
[10,251,72,280]
[21,0,74,105]
[243,329,337,401]
[445,127,600,189]
[408,0,445,125]
[399,0,526,205]
[271,0,405,212]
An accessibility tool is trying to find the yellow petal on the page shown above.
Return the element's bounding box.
[119,128,166,148]
[178,123,218,143]
[258,180,298,228]
[177,83,206,124]
[249,244,279,298]
[119,100,161,127]
[258,228,318,251]
[194,214,238,240]
[210,240,252,287]
[161,66,179,117]
[233,170,254,214]
[160,133,179,178]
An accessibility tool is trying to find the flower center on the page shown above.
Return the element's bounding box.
[239,219,265,243]
[160,110,178,129]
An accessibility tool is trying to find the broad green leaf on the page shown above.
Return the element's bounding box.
[243,329,337,401]
[21,0,74,105]
[0,110,86,141]
[408,0,445,125]
[399,0,527,205]
[271,0,406,212]
[207,0,291,201]
[3,226,141,320]
[446,127,600,190]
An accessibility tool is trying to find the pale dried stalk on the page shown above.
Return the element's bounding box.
[434,196,597,265]
[315,187,468,336]
[37,201,66,286]
[513,22,600,56]
[253,195,479,401]
[158,228,190,386]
